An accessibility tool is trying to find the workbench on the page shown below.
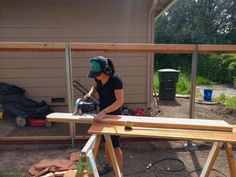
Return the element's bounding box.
[46,113,236,177]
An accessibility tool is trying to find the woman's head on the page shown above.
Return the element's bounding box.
[88,56,115,78]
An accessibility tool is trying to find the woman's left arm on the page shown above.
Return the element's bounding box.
[95,89,124,121]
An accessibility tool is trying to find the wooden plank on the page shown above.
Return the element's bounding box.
[46,113,233,132]
[0,136,71,141]
[0,42,65,52]
[200,142,222,177]
[225,143,236,177]
[70,43,236,54]
[233,125,236,133]
[0,42,235,54]
[81,134,99,154]
[93,135,102,159]
[88,124,236,143]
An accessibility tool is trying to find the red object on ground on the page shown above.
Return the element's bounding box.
[28,118,46,127]
[135,108,144,116]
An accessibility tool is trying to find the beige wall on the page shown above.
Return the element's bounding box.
[0,0,153,112]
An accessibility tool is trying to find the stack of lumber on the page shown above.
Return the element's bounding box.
[28,152,81,177]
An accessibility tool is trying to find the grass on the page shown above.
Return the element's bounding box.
[0,169,26,177]
[215,94,236,110]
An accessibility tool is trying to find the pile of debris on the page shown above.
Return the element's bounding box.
[28,152,86,177]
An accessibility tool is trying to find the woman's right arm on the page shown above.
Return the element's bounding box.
[87,81,97,97]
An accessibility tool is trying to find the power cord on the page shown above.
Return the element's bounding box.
[186,168,228,177]
[124,157,228,177]
[125,157,185,176]
[146,158,185,172]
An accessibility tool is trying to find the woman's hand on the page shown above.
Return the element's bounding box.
[95,110,106,121]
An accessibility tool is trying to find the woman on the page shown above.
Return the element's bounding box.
[86,56,124,176]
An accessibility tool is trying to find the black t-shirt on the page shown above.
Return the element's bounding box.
[95,74,123,115]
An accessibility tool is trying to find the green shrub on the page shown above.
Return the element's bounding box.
[176,73,191,94]
[233,77,236,87]
[218,93,226,103]
[153,72,159,92]
[156,54,236,85]
[225,96,236,110]
[215,94,236,110]
[198,54,236,84]
[196,76,213,85]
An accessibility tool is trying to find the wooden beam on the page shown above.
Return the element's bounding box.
[225,143,236,177]
[0,42,235,54]
[104,135,122,177]
[46,113,233,132]
[0,42,65,52]
[88,124,236,143]
[0,136,71,141]
[200,142,222,177]
[70,43,236,54]
[81,134,99,154]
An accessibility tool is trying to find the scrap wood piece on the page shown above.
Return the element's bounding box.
[63,170,77,177]
[35,159,54,169]
[69,152,81,161]
[28,165,41,176]
[41,172,55,177]
[46,112,233,132]
[54,170,87,177]
[49,164,77,172]
[62,170,89,177]
[52,159,74,168]
[33,167,50,177]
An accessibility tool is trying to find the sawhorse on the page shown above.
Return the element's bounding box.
[88,124,236,177]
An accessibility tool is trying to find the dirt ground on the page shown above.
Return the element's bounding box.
[0,97,236,177]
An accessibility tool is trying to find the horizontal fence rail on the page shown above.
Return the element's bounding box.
[0,42,235,54]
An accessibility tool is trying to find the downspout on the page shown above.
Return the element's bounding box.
[147,0,158,109]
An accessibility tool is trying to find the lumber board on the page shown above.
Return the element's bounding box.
[69,43,236,54]
[0,42,65,52]
[0,42,235,54]
[225,143,236,177]
[88,124,236,143]
[81,134,99,154]
[200,142,222,177]
[46,112,233,132]
[104,135,122,177]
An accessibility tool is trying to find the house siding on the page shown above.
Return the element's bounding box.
[0,0,153,112]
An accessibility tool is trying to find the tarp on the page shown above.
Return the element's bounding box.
[0,82,53,119]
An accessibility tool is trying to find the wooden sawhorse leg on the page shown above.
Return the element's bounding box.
[225,143,236,177]
[76,134,102,177]
[200,142,236,177]
[104,134,122,177]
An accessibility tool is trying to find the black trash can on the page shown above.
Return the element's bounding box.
[158,69,179,100]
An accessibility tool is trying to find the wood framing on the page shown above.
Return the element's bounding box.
[88,123,236,177]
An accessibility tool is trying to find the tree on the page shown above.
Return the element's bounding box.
[155,0,236,44]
